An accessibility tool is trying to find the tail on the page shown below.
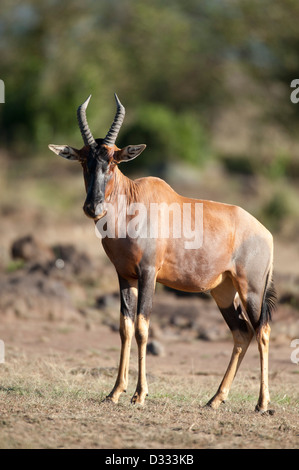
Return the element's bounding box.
[259,271,277,327]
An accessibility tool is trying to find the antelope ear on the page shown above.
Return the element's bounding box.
[113,144,146,163]
[48,144,81,161]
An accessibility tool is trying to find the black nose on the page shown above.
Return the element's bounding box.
[83,202,96,218]
[83,201,103,218]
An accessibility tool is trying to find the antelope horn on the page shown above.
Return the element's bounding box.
[77,95,96,147]
[103,93,125,147]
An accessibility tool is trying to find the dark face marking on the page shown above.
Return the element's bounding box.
[82,145,113,219]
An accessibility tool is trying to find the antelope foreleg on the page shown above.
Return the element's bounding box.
[106,276,137,404]
[131,314,149,405]
[131,268,156,405]
[106,314,135,403]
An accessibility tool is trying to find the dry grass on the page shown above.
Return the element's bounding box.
[0,346,298,449]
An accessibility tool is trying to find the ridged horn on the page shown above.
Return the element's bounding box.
[77,95,96,147]
[103,93,125,147]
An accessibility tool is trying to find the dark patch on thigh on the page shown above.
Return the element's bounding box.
[220,304,249,333]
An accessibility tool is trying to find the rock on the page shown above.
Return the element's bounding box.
[0,271,78,321]
[11,235,54,264]
[51,244,93,277]
[197,325,227,342]
[147,340,165,356]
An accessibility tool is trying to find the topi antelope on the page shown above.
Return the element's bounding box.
[49,94,276,413]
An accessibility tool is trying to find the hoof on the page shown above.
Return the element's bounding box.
[255,405,275,415]
[131,392,148,406]
[205,397,224,410]
[103,396,118,404]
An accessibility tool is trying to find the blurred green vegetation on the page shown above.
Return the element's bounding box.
[0,0,299,234]
[118,104,209,174]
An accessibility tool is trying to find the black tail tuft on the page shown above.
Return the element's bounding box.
[260,276,277,327]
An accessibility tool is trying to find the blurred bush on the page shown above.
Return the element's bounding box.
[260,189,297,233]
[119,104,209,174]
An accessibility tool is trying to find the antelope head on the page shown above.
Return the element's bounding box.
[49,94,146,220]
